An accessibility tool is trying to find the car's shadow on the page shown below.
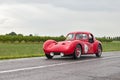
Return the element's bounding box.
[46,55,102,61]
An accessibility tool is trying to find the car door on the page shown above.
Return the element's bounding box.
[83,34,94,53]
[87,34,95,53]
[76,33,93,53]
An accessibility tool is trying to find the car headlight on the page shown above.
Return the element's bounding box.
[50,52,54,56]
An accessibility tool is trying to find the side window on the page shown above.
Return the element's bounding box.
[76,34,88,40]
[76,34,83,39]
[82,34,88,39]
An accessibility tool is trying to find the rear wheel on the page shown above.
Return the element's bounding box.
[96,45,102,57]
[73,45,82,59]
[45,54,53,59]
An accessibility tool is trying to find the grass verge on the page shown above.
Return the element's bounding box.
[102,41,120,52]
[0,41,120,60]
[0,42,44,60]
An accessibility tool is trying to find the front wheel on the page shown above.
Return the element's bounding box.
[73,45,82,59]
[96,45,102,57]
[45,54,53,59]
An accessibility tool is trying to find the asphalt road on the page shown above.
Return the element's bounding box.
[0,52,120,80]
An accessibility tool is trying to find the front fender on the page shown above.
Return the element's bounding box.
[68,40,84,53]
[43,40,57,50]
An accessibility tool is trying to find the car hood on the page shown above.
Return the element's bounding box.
[47,41,72,49]
[56,41,72,46]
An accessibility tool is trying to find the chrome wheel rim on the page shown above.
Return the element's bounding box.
[98,47,102,56]
[75,48,81,58]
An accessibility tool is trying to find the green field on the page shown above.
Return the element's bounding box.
[0,41,120,60]
[0,42,44,59]
[102,41,120,52]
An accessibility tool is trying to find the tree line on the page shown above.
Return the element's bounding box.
[0,32,65,43]
[96,36,120,42]
[0,32,119,43]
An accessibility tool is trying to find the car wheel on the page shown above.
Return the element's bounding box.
[73,45,82,59]
[45,54,53,59]
[96,45,102,57]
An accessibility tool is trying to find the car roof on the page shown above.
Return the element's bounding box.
[68,31,91,34]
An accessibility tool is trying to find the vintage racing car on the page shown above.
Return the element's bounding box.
[43,31,102,59]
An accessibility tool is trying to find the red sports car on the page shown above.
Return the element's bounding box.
[43,31,102,59]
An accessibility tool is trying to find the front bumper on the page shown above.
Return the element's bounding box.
[44,47,74,56]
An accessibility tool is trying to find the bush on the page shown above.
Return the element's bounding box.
[0,35,66,43]
[96,38,113,42]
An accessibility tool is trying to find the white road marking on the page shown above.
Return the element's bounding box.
[0,56,120,74]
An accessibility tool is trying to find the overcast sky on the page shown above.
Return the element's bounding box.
[0,0,120,37]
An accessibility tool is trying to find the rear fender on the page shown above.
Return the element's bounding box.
[93,41,102,53]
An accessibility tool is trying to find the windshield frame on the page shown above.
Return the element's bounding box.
[65,33,75,41]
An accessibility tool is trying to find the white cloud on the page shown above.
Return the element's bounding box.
[0,0,120,37]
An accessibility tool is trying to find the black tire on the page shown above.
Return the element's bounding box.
[45,54,53,59]
[73,45,82,59]
[96,44,102,57]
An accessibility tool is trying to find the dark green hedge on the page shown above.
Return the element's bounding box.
[96,38,113,42]
[0,35,66,43]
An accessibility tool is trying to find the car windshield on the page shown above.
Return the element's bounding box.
[66,33,75,40]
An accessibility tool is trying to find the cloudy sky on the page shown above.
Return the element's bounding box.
[0,0,120,37]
